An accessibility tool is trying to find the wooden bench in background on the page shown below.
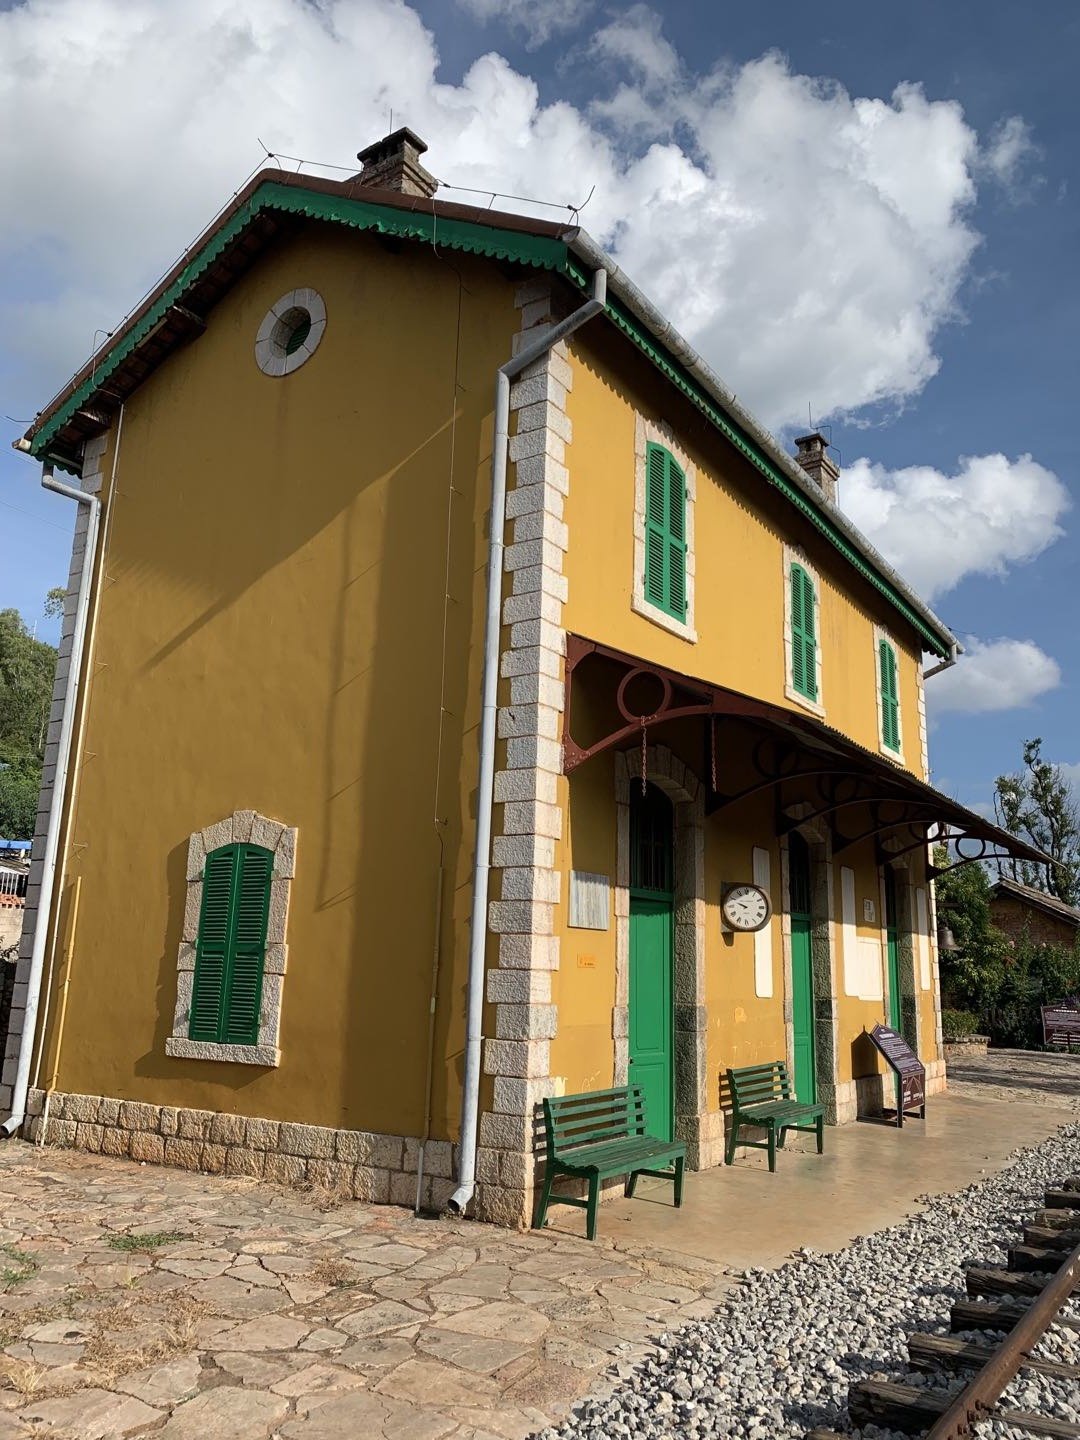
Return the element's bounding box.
[534,1085,685,1241]
[725,1060,825,1172]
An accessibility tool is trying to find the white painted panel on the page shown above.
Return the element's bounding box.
[840,867,859,997]
[752,847,773,998]
[916,887,932,989]
[569,871,610,930]
[859,936,885,1001]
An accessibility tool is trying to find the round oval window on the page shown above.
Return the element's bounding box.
[255,289,326,376]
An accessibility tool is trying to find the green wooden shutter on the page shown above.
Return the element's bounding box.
[666,453,687,618]
[189,842,272,1046]
[189,847,235,1042]
[791,564,817,701]
[644,442,687,620]
[880,640,900,751]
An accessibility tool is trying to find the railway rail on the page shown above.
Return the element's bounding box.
[806,1176,1080,1440]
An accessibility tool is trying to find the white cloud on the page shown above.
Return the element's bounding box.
[926,637,1062,715]
[591,4,681,89]
[980,115,1043,202]
[842,452,1069,600]
[0,0,1031,436]
[456,0,591,48]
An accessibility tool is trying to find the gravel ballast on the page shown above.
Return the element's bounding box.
[535,1121,1080,1440]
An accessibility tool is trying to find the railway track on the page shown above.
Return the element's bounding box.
[806,1177,1080,1440]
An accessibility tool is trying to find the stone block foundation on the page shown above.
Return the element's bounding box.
[22,1089,457,1213]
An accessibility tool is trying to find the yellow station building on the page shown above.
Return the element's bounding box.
[2,130,1042,1226]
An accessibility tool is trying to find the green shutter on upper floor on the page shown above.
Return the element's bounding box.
[880,639,901,752]
[189,842,272,1047]
[790,563,818,701]
[643,442,688,621]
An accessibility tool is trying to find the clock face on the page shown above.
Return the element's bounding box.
[723,884,771,933]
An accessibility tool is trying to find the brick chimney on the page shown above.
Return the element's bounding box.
[794,431,839,506]
[355,127,438,199]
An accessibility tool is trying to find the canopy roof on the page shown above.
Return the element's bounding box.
[563,635,1052,875]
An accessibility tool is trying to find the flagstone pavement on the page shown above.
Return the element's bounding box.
[0,1143,730,1439]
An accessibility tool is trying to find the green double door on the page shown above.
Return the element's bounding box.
[884,867,902,1033]
[788,832,817,1106]
[628,784,674,1143]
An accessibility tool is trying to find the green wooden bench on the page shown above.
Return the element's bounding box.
[724,1061,825,1172]
[534,1085,685,1241]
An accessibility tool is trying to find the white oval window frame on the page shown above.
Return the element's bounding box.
[255,288,327,377]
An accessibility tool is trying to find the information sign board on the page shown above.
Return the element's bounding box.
[869,1023,926,1128]
[1041,1002,1080,1052]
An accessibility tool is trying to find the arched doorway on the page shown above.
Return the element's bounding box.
[628,782,675,1142]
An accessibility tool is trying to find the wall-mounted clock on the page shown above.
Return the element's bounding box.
[722,883,772,933]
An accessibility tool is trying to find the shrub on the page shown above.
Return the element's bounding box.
[941,1009,981,1041]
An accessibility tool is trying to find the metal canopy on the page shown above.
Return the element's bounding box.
[562,634,1051,877]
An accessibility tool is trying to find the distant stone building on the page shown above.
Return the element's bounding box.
[990,878,1080,950]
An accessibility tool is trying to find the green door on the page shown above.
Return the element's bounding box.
[884,867,902,1032]
[788,832,817,1105]
[628,783,674,1143]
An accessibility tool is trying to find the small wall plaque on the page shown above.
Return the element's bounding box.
[863,898,877,924]
[569,871,610,930]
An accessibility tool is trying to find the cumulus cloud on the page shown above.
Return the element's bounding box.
[0,0,1028,436]
[980,115,1044,202]
[926,637,1062,715]
[842,452,1069,600]
[456,0,591,48]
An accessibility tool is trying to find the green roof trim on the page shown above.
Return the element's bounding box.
[569,278,950,657]
[30,181,570,460]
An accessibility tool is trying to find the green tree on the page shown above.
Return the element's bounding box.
[0,758,39,839]
[43,587,66,622]
[994,738,1080,906]
[0,608,57,767]
[933,844,1010,1013]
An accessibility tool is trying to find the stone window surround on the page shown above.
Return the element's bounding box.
[782,543,825,719]
[614,744,724,1170]
[873,623,905,764]
[254,288,327,377]
[165,810,297,1068]
[631,415,697,644]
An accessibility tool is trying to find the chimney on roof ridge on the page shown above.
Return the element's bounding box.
[355,127,438,199]
[794,431,840,506]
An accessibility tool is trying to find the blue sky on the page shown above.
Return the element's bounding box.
[0,0,1076,810]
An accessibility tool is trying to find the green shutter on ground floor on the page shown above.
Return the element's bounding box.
[190,842,272,1046]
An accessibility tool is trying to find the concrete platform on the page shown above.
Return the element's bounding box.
[542,1084,1077,1268]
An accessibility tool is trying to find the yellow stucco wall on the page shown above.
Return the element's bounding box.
[37,225,521,1138]
[542,323,941,1115]
[561,326,928,775]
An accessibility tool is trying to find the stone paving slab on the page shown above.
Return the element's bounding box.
[0,1143,731,1438]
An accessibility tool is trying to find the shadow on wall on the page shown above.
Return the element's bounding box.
[86,235,511,1136]
[851,1031,885,1117]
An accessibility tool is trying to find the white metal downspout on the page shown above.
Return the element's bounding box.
[923,642,959,680]
[448,269,607,1216]
[1,465,101,1138]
